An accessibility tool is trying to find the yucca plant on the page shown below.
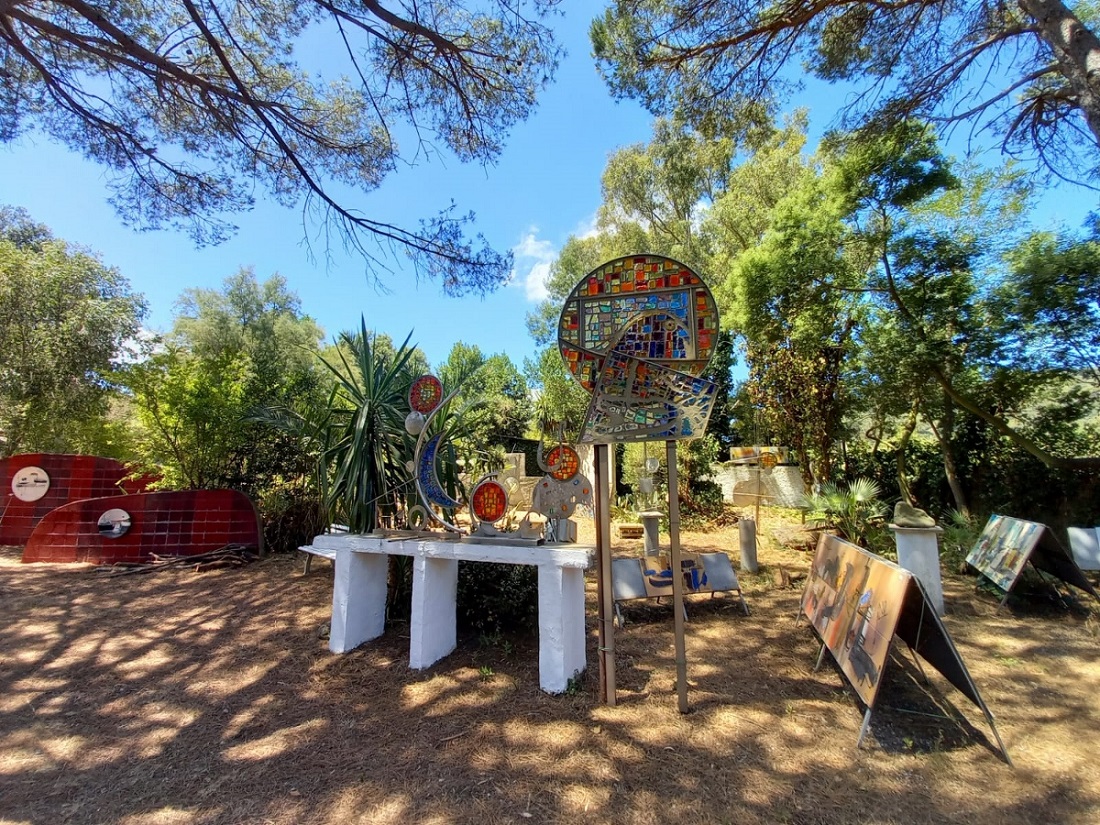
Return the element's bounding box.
[313,320,420,533]
[803,477,888,547]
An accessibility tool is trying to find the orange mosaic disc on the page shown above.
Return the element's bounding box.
[545,445,580,481]
[471,479,508,523]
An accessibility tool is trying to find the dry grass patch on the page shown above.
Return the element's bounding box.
[1,508,1099,824]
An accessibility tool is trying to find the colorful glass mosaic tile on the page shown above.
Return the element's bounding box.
[409,374,444,414]
[579,350,718,444]
[545,445,580,481]
[557,255,719,396]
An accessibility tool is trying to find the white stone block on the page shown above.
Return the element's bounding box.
[329,549,388,653]
[890,525,945,616]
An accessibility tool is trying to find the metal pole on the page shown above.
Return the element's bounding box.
[666,440,689,713]
[594,443,616,706]
[754,465,762,528]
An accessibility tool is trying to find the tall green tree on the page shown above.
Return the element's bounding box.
[1,1,562,291]
[0,207,146,456]
[724,152,862,484]
[438,342,532,464]
[995,217,1100,388]
[592,0,1100,183]
[128,269,325,492]
[830,123,1100,473]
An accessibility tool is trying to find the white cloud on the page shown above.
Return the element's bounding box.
[509,228,557,302]
[573,213,600,240]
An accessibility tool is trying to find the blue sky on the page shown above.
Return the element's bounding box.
[0,3,1096,373]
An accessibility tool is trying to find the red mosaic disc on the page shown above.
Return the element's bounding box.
[409,375,444,414]
[545,445,580,481]
[471,480,508,523]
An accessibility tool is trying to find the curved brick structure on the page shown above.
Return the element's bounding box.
[1,454,153,546]
[22,489,261,564]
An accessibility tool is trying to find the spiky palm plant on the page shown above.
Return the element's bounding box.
[316,320,419,533]
[804,477,887,547]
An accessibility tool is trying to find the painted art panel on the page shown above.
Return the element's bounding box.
[801,535,910,708]
[965,514,1044,593]
[636,552,737,597]
[0,453,154,545]
[21,489,261,564]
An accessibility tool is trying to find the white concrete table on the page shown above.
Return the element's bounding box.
[307,534,593,694]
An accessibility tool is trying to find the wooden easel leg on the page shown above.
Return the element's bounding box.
[814,641,828,672]
[667,440,689,714]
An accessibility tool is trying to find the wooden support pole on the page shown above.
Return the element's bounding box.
[666,439,689,713]
[594,443,616,706]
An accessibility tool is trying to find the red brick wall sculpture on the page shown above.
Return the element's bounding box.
[1,454,152,546]
[21,490,262,564]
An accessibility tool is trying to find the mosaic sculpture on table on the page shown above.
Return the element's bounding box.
[557,254,721,443]
[405,374,515,538]
[529,440,593,542]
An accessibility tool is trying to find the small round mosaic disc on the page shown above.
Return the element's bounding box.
[471,479,509,524]
[545,445,580,481]
[409,375,444,414]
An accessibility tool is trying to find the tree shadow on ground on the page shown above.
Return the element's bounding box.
[1,544,1099,824]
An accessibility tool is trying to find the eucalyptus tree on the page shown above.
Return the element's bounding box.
[592,0,1100,183]
[1,0,563,293]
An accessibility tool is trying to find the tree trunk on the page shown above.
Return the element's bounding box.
[929,394,970,517]
[895,400,919,505]
[1019,0,1100,147]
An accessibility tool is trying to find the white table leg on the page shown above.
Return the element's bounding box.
[538,564,587,693]
[330,550,388,653]
[409,555,458,668]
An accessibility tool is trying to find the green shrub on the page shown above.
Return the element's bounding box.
[804,477,888,548]
[456,561,539,636]
[940,509,983,571]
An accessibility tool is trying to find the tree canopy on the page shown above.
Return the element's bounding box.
[0,0,563,293]
[0,206,146,456]
[591,0,1100,182]
[127,268,325,489]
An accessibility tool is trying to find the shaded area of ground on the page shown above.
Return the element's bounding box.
[2,509,1099,824]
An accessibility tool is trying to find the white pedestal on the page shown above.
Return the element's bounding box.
[409,555,459,668]
[889,524,945,616]
[639,511,662,554]
[330,550,387,653]
[312,534,592,693]
[537,564,587,693]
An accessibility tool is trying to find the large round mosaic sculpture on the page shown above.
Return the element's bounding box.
[557,254,720,443]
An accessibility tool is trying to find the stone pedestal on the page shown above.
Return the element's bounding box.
[739,518,758,573]
[889,524,945,616]
[639,511,662,554]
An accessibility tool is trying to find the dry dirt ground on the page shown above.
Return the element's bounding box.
[2,508,1099,825]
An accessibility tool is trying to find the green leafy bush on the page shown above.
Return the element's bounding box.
[456,561,539,636]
